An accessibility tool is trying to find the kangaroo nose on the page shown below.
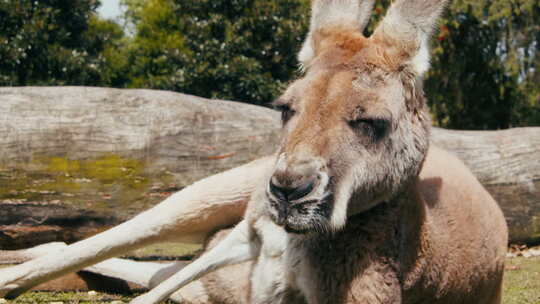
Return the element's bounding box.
[269,177,316,202]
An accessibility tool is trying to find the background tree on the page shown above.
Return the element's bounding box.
[123,0,309,105]
[0,0,127,86]
[426,0,540,129]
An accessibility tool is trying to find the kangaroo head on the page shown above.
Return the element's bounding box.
[265,0,447,234]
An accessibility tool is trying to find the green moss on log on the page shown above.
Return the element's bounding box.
[0,154,180,219]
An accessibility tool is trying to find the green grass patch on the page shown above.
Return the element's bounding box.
[3,257,540,303]
[4,290,177,303]
[503,256,540,304]
[6,290,133,303]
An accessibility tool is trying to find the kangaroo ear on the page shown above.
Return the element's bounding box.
[371,0,448,75]
[298,0,375,70]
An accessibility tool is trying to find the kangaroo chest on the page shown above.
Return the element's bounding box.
[250,213,403,304]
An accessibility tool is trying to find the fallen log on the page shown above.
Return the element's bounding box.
[0,86,538,245]
[0,86,280,248]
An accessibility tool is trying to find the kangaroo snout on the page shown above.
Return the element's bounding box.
[268,152,326,203]
[269,175,317,202]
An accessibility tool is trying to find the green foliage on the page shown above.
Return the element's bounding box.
[426,0,540,129]
[124,0,309,105]
[85,15,131,87]
[121,0,186,90]
[0,0,127,86]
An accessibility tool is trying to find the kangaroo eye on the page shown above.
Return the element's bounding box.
[275,105,296,125]
[348,118,389,142]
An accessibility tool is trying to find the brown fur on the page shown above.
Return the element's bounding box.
[185,147,507,304]
[180,0,507,303]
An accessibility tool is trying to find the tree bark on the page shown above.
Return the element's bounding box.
[0,86,538,245]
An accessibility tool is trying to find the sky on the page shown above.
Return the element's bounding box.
[97,0,123,20]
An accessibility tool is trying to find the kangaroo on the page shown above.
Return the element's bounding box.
[0,0,507,303]
[127,0,508,303]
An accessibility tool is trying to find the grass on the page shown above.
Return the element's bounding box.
[503,256,540,304]
[3,291,136,304]
[2,256,540,303]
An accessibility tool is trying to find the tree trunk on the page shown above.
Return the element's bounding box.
[0,86,538,246]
